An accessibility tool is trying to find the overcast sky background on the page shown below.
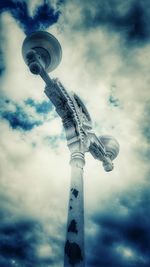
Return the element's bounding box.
[0,0,150,266]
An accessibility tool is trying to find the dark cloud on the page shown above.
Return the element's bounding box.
[0,218,55,267]
[0,191,64,267]
[25,98,53,114]
[0,50,5,76]
[0,174,66,267]
[0,24,6,76]
[62,0,150,46]
[86,184,150,266]
[2,107,42,131]
[0,0,60,34]
[85,1,149,43]
[0,99,42,131]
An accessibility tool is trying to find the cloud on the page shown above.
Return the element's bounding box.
[108,86,120,107]
[141,103,150,143]
[0,0,150,265]
[0,43,6,76]
[1,105,42,131]
[25,98,53,115]
[0,214,62,267]
[59,0,150,45]
[0,20,7,76]
[0,98,54,131]
[86,183,150,266]
[0,118,68,266]
[0,0,60,34]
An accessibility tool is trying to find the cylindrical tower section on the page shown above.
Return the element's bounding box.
[64,151,85,267]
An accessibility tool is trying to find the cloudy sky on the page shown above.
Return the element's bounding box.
[0,0,150,266]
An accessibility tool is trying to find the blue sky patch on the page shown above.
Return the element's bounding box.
[0,100,42,131]
[2,108,41,131]
[25,98,53,114]
[0,0,60,35]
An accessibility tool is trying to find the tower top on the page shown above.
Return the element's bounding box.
[22,31,62,72]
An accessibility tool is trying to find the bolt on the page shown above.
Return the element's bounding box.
[29,62,42,75]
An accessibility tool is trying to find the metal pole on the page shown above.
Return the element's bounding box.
[64,151,85,267]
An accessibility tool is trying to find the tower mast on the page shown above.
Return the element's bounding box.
[22,31,120,266]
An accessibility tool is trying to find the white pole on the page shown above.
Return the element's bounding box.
[64,151,85,267]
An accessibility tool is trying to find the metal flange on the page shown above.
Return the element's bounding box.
[22,31,62,72]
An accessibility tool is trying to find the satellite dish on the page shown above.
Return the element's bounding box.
[22,31,62,72]
[99,135,120,160]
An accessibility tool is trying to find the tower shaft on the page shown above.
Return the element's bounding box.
[64,152,85,267]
